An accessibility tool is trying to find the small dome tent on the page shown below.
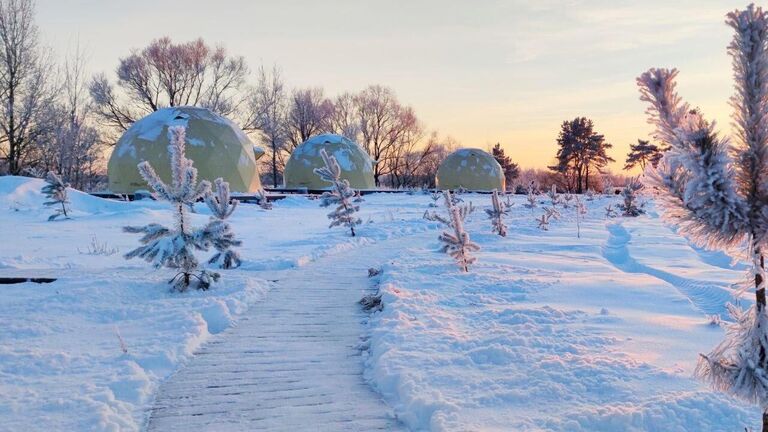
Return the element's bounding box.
[283,134,375,190]
[107,106,264,193]
[436,148,505,191]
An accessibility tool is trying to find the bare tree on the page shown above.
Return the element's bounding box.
[36,44,104,190]
[0,0,55,175]
[329,92,361,141]
[355,85,421,186]
[285,87,333,150]
[248,65,288,187]
[89,37,249,137]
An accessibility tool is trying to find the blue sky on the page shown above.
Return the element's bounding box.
[36,0,741,171]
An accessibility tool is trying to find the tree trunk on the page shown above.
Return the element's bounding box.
[762,408,768,432]
[271,142,278,188]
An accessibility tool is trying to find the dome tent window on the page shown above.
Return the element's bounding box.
[283,134,375,190]
[107,107,264,193]
[436,148,505,191]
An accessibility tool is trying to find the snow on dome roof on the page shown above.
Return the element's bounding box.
[283,133,375,190]
[108,107,264,193]
[436,148,505,191]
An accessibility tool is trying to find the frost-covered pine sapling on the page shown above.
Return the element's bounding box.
[605,204,618,218]
[503,193,514,211]
[429,191,442,207]
[544,206,561,221]
[439,201,480,272]
[638,6,768,428]
[424,190,473,227]
[42,171,71,221]
[536,213,550,231]
[586,189,596,201]
[313,148,362,236]
[562,192,574,209]
[204,178,243,269]
[123,126,218,291]
[575,195,587,238]
[619,178,645,217]
[547,184,560,206]
[256,188,272,210]
[485,189,508,237]
[525,186,538,213]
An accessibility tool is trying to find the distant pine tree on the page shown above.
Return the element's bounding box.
[491,143,520,189]
[624,139,664,171]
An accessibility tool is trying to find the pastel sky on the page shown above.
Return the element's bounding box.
[36,0,740,173]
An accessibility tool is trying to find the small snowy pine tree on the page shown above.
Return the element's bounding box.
[313,149,362,236]
[548,184,560,206]
[439,195,480,272]
[619,178,644,217]
[256,188,273,210]
[536,213,550,230]
[575,195,587,238]
[42,171,71,221]
[605,204,618,218]
[123,126,219,291]
[204,178,242,269]
[485,189,508,236]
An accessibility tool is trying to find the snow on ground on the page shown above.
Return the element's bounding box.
[0,177,430,431]
[0,175,762,431]
[364,195,760,431]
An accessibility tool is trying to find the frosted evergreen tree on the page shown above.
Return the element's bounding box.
[525,182,538,213]
[256,188,273,210]
[42,171,70,221]
[605,204,618,218]
[562,192,574,209]
[439,194,480,272]
[204,178,242,269]
[424,190,474,226]
[547,184,560,206]
[485,189,508,237]
[544,206,561,221]
[619,178,645,217]
[313,148,362,236]
[536,213,550,230]
[638,5,768,428]
[575,195,587,238]
[429,191,442,207]
[123,125,219,291]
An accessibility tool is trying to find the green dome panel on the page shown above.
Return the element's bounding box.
[283,134,375,190]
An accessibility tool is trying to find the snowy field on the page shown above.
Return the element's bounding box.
[0,176,761,431]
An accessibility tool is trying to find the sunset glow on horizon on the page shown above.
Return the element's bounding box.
[37,0,739,173]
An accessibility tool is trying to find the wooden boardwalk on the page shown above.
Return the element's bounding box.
[146,245,403,431]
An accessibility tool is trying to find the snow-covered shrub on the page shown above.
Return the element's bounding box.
[439,196,480,272]
[547,184,560,206]
[485,189,508,237]
[586,189,596,201]
[256,188,272,210]
[313,148,362,236]
[424,190,474,226]
[123,125,220,291]
[42,171,70,221]
[204,178,242,269]
[619,177,644,216]
[78,236,119,256]
[429,191,442,207]
[575,195,587,238]
[638,5,768,424]
[536,213,550,231]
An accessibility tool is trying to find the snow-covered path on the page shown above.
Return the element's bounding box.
[146,239,406,431]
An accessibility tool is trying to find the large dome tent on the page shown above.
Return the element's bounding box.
[283,134,375,190]
[107,106,264,193]
[436,148,505,191]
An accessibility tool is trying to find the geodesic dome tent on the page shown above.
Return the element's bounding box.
[436,148,505,191]
[283,134,375,190]
[108,106,264,193]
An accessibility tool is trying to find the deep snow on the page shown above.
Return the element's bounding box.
[0,176,762,431]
